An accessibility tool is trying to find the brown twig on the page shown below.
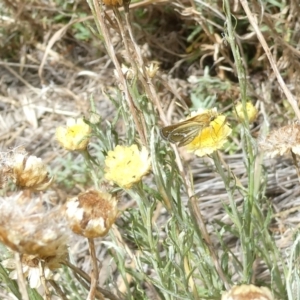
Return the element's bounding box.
[239,0,300,121]
[49,280,68,300]
[91,0,147,145]
[123,8,168,126]
[62,260,122,300]
[87,238,102,300]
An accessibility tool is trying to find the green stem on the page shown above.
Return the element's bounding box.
[223,0,257,281]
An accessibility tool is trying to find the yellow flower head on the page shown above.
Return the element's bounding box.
[221,284,274,300]
[104,145,151,189]
[259,123,300,157]
[56,118,91,151]
[185,113,231,157]
[65,190,118,238]
[235,101,258,123]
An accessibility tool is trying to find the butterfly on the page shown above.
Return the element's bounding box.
[160,110,219,147]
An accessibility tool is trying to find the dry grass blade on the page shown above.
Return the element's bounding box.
[239,0,300,120]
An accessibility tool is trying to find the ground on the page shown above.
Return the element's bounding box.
[1,0,300,299]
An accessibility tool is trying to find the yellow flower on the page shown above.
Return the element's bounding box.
[259,123,300,158]
[185,114,231,157]
[104,145,151,188]
[65,190,118,238]
[221,284,274,300]
[56,118,91,151]
[235,101,258,123]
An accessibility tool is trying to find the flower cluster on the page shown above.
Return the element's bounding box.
[0,144,71,290]
[55,118,125,236]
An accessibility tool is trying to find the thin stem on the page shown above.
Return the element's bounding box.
[188,195,230,290]
[173,145,230,289]
[223,0,256,281]
[49,280,68,300]
[123,9,168,125]
[39,260,51,300]
[291,150,300,183]
[14,252,29,300]
[87,238,101,300]
[90,0,146,145]
[63,260,122,300]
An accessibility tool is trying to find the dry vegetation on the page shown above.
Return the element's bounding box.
[1,0,300,299]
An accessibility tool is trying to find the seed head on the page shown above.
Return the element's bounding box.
[0,149,53,191]
[65,190,118,238]
[259,123,300,158]
[0,193,69,257]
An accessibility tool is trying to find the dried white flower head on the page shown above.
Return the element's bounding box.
[2,253,64,289]
[12,153,53,190]
[65,190,118,238]
[0,192,69,257]
[259,123,300,158]
[221,284,274,300]
[0,149,53,191]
